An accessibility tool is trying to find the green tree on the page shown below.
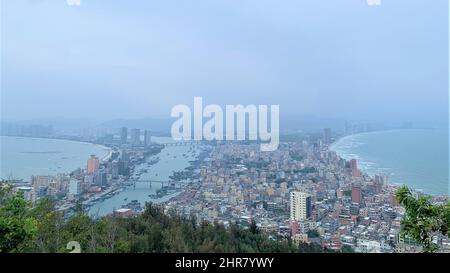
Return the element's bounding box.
[1,189,331,253]
[249,220,259,235]
[307,229,319,238]
[395,185,450,253]
[0,184,37,252]
[27,198,64,252]
[341,245,354,253]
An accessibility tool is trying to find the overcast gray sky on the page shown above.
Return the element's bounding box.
[1,0,448,126]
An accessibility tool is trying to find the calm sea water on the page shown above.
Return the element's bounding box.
[0,136,111,181]
[330,129,449,196]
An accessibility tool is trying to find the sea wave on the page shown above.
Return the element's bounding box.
[330,130,449,196]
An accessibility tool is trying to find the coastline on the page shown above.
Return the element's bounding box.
[99,147,114,162]
[329,128,447,151]
[0,135,113,180]
[1,135,113,161]
[328,129,449,198]
[1,134,196,216]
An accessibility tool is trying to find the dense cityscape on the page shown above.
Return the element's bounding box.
[2,125,449,253]
[1,0,448,261]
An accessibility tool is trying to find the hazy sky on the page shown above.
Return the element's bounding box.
[1,0,448,125]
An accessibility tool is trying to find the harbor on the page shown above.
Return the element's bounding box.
[87,140,205,217]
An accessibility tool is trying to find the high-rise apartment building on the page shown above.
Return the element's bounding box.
[290,191,312,221]
[144,130,152,147]
[130,128,141,145]
[69,179,82,195]
[350,159,360,177]
[87,155,100,175]
[120,127,128,144]
[323,128,332,144]
[352,185,362,204]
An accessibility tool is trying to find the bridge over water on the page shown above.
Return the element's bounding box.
[131,179,189,189]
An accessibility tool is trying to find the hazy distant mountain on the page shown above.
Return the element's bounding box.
[3,115,436,137]
[281,115,345,133]
[99,115,347,134]
[99,118,172,134]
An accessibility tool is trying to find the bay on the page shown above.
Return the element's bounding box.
[0,136,111,181]
[330,129,449,196]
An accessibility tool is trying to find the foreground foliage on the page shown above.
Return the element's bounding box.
[1,183,336,253]
[395,185,450,253]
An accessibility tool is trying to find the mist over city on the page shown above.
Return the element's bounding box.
[0,0,449,258]
[1,0,448,133]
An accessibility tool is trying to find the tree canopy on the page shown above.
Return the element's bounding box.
[0,182,340,253]
[395,185,450,253]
